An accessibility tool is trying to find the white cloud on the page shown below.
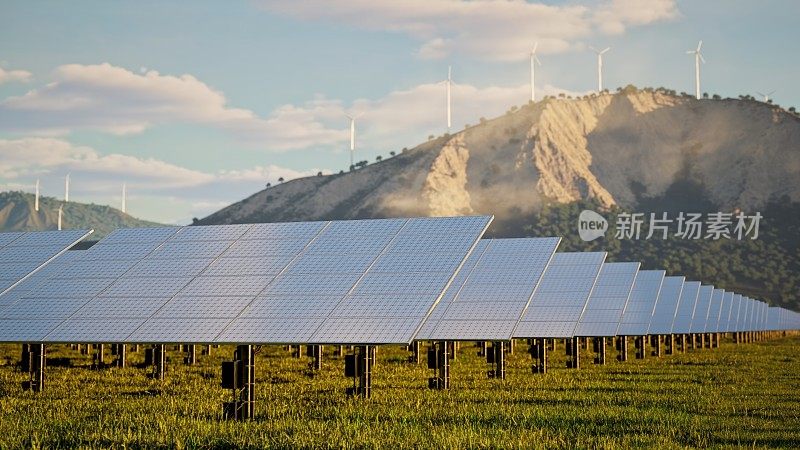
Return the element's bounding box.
[0,62,586,154]
[259,0,679,61]
[0,66,32,84]
[0,137,320,223]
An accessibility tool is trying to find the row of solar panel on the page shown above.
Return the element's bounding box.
[0,220,797,346]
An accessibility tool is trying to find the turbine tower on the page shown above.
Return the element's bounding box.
[121,182,127,213]
[34,179,40,212]
[344,113,363,168]
[530,42,542,102]
[57,204,63,230]
[64,173,70,202]
[756,91,775,102]
[589,47,610,92]
[686,41,705,99]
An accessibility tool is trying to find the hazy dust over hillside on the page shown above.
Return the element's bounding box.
[201,88,800,233]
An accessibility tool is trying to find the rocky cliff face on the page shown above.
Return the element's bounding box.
[200,88,800,232]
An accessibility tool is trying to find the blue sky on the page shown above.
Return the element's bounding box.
[0,0,798,224]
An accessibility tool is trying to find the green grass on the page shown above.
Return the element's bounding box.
[1,336,799,449]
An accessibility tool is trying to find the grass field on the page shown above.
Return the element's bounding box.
[1,336,799,449]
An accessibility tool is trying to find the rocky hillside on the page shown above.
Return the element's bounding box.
[0,191,165,239]
[200,87,800,234]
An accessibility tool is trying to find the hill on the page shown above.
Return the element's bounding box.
[0,191,167,239]
[198,86,800,310]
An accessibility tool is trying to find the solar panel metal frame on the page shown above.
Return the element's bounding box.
[706,289,724,333]
[647,276,685,335]
[513,251,607,339]
[670,281,701,334]
[0,217,493,346]
[0,229,93,298]
[688,285,714,333]
[574,262,640,337]
[414,237,561,342]
[617,270,665,336]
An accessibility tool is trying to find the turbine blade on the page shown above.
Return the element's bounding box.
[534,55,542,66]
[768,91,775,96]
[699,53,706,64]
[697,40,703,52]
[686,50,695,54]
[589,46,597,53]
[532,42,538,53]
[601,47,610,54]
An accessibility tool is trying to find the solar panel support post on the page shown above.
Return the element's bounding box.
[20,343,31,373]
[677,334,685,354]
[22,344,45,392]
[566,337,581,369]
[529,338,548,374]
[477,341,487,357]
[114,344,126,368]
[691,334,697,350]
[92,344,105,369]
[149,344,166,380]
[449,341,458,361]
[508,339,514,355]
[665,335,674,355]
[487,341,506,380]
[308,345,323,371]
[184,345,196,365]
[593,337,606,365]
[222,345,255,420]
[427,341,450,390]
[634,336,645,359]
[699,333,706,349]
[616,336,628,362]
[651,335,663,357]
[408,341,421,364]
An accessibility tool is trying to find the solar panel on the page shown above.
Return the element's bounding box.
[730,294,744,332]
[647,276,684,335]
[574,262,639,337]
[0,217,492,345]
[617,270,664,336]
[720,292,735,332]
[706,289,724,333]
[670,281,701,334]
[414,237,561,341]
[688,285,714,333]
[514,252,606,338]
[0,229,92,298]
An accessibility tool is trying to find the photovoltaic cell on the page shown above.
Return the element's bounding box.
[647,277,684,335]
[617,270,664,336]
[575,262,639,337]
[689,285,714,333]
[416,238,560,341]
[0,217,491,345]
[670,281,701,334]
[0,229,92,297]
[706,289,725,333]
[514,252,606,338]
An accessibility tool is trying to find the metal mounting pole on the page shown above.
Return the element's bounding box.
[593,337,606,365]
[487,341,506,379]
[530,338,548,373]
[616,336,628,362]
[634,336,646,359]
[566,337,581,369]
[665,335,674,355]
[308,345,323,370]
[115,344,127,368]
[408,341,421,364]
[427,341,450,390]
[222,345,255,420]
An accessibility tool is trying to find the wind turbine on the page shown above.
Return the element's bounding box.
[589,46,610,92]
[121,182,127,213]
[756,91,775,102]
[530,42,542,102]
[686,40,705,99]
[344,113,363,168]
[34,179,40,212]
[64,173,70,202]
[57,204,63,230]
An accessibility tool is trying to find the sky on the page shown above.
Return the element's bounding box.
[0,0,798,225]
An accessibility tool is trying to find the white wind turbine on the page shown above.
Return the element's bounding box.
[121,182,127,213]
[34,179,40,212]
[589,46,610,92]
[57,204,63,230]
[64,173,70,202]
[687,40,706,99]
[344,112,364,168]
[756,91,775,102]
[530,42,542,102]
